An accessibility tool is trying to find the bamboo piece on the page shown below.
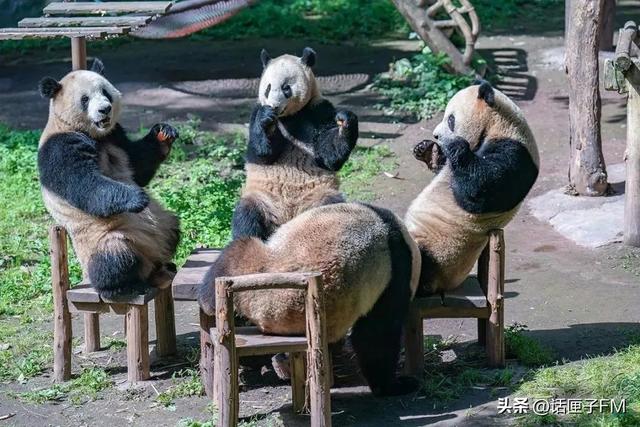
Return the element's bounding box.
[624,60,640,246]
[214,278,238,427]
[200,309,216,398]
[486,230,505,367]
[477,242,490,347]
[126,304,150,382]
[154,287,177,357]
[305,275,331,427]
[71,37,87,71]
[290,351,307,414]
[50,226,72,382]
[84,313,100,352]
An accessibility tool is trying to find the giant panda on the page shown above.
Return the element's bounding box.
[231,47,359,240]
[405,81,539,295]
[37,59,181,299]
[199,202,422,396]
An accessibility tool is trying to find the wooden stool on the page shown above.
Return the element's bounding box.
[172,248,222,397]
[212,272,331,427]
[404,229,506,376]
[50,225,177,384]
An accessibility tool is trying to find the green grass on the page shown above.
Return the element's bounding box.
[156,368,205,409]
[473,0,564,34]
[515,345,640,426]
[178,414,284,427]
[11,367,112,405]
[506,323,556,367]
[0,316,52,381]
[373,45,474,120]
[339,144,397,201]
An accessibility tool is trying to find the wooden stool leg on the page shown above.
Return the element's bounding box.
[403,307,424,377]
[71,36,87,71]
[306,276,331,427]
[84,313,100,353]
[486,230,505,367]
[477,242,490,347]
[199,309,216,399]
[50,226,72,382]
[154,287,176,357]
[214,278,238,427]
[290,352,307,414]
[126,304,150,383]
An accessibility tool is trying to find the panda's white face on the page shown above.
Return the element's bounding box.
[51,70,122,138]
[433,85,488,151]
[258,54,317,117]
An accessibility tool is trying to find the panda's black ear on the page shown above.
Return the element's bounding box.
[38,77,62,99]
[300,47,316,68]
[260,49,271,68]
[476,79,495,107]
[90,58,105,75]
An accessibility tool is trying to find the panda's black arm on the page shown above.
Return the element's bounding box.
[38,132,150,217]
[308,101,358,171]
[246,105,286,164]
[444,136,538,214]
[108,124,167,187]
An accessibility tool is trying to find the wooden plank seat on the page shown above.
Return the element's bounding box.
[43,1,173,17]
[50,225,177,385]
[172,248,222,301]
[211,326,308,357]
[19,16,153,28]
[403,229,506,377]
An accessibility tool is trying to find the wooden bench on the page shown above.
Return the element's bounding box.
[50,226,177,384]
[403,229,506,376]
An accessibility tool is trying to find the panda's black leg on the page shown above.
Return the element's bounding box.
[88,249,149,300]
[350,204,420,396]
[231,196,276,241]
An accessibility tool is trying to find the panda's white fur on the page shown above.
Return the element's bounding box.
[405,82,539,294]
[231,48,358,241]
[38,60,180,298]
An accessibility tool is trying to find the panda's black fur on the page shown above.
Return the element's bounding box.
[231,47,358,241]
[37,59,180,299]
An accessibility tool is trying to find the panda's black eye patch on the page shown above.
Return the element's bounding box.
[282,84,292,99]
[265,84,271,98]
[81,95,89,111]
[102,88,112,102]
[447,114,455,131]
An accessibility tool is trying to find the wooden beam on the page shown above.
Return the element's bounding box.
[154,287,177,357]
[19,16,152,28]
[226,272,318,293]
[624,59,640,246]
[43,1,173,16]
[486,230,505,367]
[83,313,100,352]
[172,248,221,301]
[199,309,216,399]
[126,304,150,382]
[50,226,72,382]
[0,29,107,41]
[214,278,239,427]
[290,352,307,414]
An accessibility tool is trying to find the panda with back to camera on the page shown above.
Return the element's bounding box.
[232,47,359,241]
[405,80,539,295]
[37,59,181,299]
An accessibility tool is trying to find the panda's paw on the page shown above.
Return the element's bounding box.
[413,140,445,172]
[124,188,150,213]
[257,105,278,132]
[441,136,471,166]
[151,123,179,156]
[335,110,357,132]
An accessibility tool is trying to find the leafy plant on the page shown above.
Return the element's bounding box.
[373,45,473,120]
[157,368,205,408]
[506,323,555,367]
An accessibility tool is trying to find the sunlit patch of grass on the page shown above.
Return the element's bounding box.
[506,323,556,367]
[339,144,397,201]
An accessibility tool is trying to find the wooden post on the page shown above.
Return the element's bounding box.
[154,287,177,357]
[199,309,216,398]
[600,0,616,51]
[214,278,238,427]
[566,0,609,196]
[126,304,150,383]
[84,313,100,353]
[486,230,505,367]
[402,306,424,377]
[477,241,490,347]
[305,275,331,427]
[624,59,640,246]
[290,351,307,414]
[50,225,72,382]
[70,36,87,70]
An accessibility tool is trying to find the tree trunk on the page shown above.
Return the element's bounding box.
[566,0,608,196]
[599,0,616,51]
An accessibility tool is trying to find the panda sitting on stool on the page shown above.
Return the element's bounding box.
[232,47,359,240]
[37,59,180,299]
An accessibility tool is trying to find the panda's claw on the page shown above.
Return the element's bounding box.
[152,123,179,144]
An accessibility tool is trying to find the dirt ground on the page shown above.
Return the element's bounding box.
[1,29,639,427]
